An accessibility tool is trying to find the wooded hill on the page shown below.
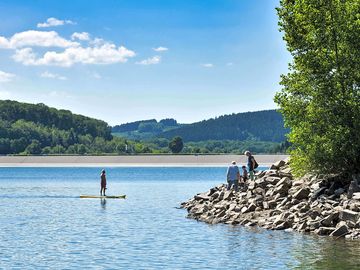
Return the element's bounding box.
[0,100,139,155]
[158,110,288,142]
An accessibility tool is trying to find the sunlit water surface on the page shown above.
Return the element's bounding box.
[0,167,359,270]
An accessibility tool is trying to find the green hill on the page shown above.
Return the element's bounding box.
[112,118,182,140]
[158,110,288,142]
[0,100,150,155]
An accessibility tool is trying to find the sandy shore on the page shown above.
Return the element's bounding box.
[0,155,289,167]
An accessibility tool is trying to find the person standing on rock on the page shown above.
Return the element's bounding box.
[226,161,240,192]
[245,151,257,181]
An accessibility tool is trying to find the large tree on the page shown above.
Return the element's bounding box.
[169,136,184,153]
[275,0,360,176]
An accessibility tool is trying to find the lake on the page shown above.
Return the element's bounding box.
[0,167,359,270]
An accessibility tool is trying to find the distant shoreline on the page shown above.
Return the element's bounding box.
[0,154,289,167]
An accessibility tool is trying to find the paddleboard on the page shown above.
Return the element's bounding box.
[80,195,126,199]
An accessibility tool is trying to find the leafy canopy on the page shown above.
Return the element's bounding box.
[275,0,360,176]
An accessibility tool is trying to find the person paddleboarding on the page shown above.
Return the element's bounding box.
[100,169,107,196]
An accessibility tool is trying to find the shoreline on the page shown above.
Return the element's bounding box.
[181,159,360,240]
[0,154,289,167]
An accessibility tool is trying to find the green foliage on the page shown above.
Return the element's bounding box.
[182,140,282,154]
[159,110,288,142]
[169,136,184,153]
[0,100,158,155]
[112,118,181,140]
[275,0,360,176]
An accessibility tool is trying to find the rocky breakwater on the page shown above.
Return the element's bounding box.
[181,160,360,240]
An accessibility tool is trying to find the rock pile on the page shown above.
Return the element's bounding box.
[181,160,360,240]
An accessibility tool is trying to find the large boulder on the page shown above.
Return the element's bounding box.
[339,209,359,223]
[330,222,349,237]
[293,187,311,200]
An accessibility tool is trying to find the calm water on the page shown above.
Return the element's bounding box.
[0,167,359,270]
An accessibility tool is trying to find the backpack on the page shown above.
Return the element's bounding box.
[253,157,259,169]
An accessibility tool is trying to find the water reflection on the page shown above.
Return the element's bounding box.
[293,236,360,270]
[100,198,106,210]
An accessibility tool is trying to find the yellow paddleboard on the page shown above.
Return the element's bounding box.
[80,195,126,199]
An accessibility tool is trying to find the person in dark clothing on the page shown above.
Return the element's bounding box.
[242,165,248,182]
[244,151,256,181]
[100,169,107,196]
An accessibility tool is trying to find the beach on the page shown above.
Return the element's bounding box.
[0,154,289,167]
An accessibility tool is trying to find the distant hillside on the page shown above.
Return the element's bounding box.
[0,100,148,155]
[112,118,181,140]
[158,110,288,142]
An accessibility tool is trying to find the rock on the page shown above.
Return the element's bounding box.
[274,221,290,230]
[241,206,248,214]
[339,209,359,223]
[352,192,360,200]
[334,188,345,196]
[316,227,336,235]
[274,183,291,196]
[311,187,327,200]
[271,160,286,169]
[275,177,292,188]
[223,191,234,201]
[321,212,339,227]
[255,178,267,188]
[194,193,211,201]
[246,203,256,213]
[265,177,281,185]
[293,187,310,200]
[330,222,349,237]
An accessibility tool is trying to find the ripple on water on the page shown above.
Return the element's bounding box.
[0,167,360,270]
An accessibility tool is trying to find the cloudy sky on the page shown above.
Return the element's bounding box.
[0,0,290,125]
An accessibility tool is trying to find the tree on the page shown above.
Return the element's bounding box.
[25,140,42,155]
[275,0,360,176]
[169,136,184,153]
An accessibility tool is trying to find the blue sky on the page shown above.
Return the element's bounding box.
[0,0,290,125]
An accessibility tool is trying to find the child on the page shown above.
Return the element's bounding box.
[100,169,107,196]
[242,166,248,182]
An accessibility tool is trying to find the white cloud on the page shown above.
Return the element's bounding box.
[153,46,168,52]
[0,36,11,48]
[37,17,75,28]
[13,43,136,67]
[201,63,214,68]
[0,30,79,49]
[0,70,15,82]
[71,32,90,41]
[136,55,161,65]
[40,71,67,80]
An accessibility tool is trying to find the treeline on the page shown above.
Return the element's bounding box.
[0,100,150,155]
[158,110,288,142]
[144,138,286,154]
[112,118,178,133]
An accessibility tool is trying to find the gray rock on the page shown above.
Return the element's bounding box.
[352,192,360,200]
[321,212,339,226]
[274,183,291,195]
[339,209,359,223]
[272,160,286,169]
[330,222,349,237]
[194,193,211,201]
[316,227,336,235]
[223,191,234,201]
[265,177,281,185]
[293,187,310,200]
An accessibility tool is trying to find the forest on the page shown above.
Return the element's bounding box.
[158,110,288,142]
[0,100,148,155]
[0,100,288,155]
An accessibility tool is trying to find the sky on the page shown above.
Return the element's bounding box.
[0,0,291,125]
